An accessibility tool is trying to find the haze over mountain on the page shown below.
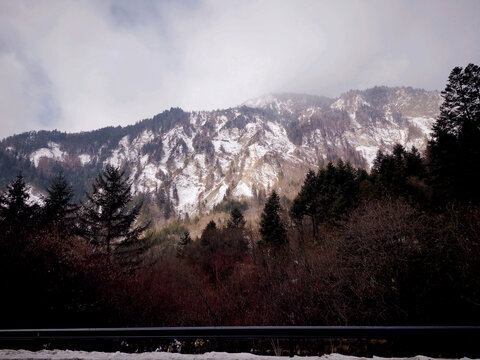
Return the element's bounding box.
[0,1,478,139]
[0,86,441,216]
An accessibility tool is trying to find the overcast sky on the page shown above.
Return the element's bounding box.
[0,0,479,139]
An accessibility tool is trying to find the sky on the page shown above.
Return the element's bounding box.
[0,0,479,139]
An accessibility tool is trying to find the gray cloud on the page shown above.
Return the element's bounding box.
[0,0,479,139]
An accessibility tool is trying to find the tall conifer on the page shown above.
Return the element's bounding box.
[79,165,148,255]
[428,63,480,202]
[0,173,36,232]
[43,172,77,234]
[227,207,246,229]
[260,191,287,247]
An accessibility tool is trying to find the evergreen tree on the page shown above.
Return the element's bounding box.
[260,191,287,247]
[201,220,217,245]
[371,145,426,200]
[404,146,424,177]
[227,207,246,229]
[0,173,39,259]
[291,161,364,231]
[0,173,37,235]
[43,172,77,234]
[329,160,363,218]
[428,63,480,202]
[204,220,217,232]
[290,169,318,234]
[176,231,192,258]
[79,165,148,255]
[372,150,385,173]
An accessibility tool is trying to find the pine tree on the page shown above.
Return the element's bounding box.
[434,64,480,137]
[428,63,480,202]
[290,169,318,234]
[0,173,39,257]
[404,146,424,177]
[0,173,36,234]
[260,191,287,247]
[291,162,364,230]
[43,172,77,234]
[227,207,246,229]
[371,145,426,199]
[79,165,148,255]
[201,220,217,245]
[176,231,192,258]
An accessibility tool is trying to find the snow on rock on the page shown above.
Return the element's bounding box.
[330,98,345,111]
[0,349,450,360]
[26,185,45,206]
[140,154,149,167]
[233,180,253,198]
[407,117,434,136]
[16,89,441,216]
[215,115,229,132]
[212,127,242,155]
[106,130,155,168]
[264,121,296,158]
[174,158,206,214]
[212,138,241,155]
[331,94,369,112]
[107,135,130,168]
[158,115,300,213]
[356,146,379,168]
[30,142,67,167]
[208,183,229,205]
[134,163,163,194]
[176,174,204,214]
[134,130,155,148]
[78,154,92,165]
[161,127,190,168]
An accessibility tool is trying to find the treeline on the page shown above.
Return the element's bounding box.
[0,164,151,328]
[0,64,479,330]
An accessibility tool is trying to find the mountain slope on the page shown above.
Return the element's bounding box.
[0,86,442,216]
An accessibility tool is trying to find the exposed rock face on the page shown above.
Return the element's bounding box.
[0,86,442,215]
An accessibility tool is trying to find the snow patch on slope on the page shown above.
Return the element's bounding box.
[134,163,163,194]
[408,117,434,135]
[331,94,370,112]
[214,183,229,203]
[30,142,67,167]
[78,154,91,165]
[176,173,204,215]
[107,130,155,168]
[26,185,45,206]
[233,180,253,198]
[330,98,345,110]
[212,127,242,155]
[356,146,379,167]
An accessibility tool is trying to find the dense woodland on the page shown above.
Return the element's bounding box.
[0,64,479,331]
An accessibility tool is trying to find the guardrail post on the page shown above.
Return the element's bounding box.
[289,338,294,357]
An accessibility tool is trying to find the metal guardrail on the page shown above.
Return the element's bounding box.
[0,326,479,341]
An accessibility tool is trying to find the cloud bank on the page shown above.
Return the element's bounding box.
[0,0,479,138]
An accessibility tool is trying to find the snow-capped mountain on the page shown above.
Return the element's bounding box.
[0,86,442,216]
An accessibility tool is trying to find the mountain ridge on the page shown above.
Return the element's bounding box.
[0,86,442,217]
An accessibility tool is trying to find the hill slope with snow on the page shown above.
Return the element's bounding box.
[0,86,441,216]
